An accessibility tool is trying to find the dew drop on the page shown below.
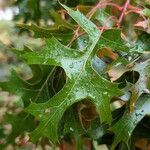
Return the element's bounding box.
[43,60,47,64]
[143,89,150,93]
[108,94,111,97]
[70,127,74,132]
[103,92,108,95]
[133,120,137,125]
[84,39,88,44]
[135,113,139,116]
[39,114,42,118]
[87,89,90,93]
[128,56,132,61]
[45,108,50,113]
[74,52,78,57]
[127,131,131,136]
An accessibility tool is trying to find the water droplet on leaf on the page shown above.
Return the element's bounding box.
[103,92,108,95]
[45,108,50,113]
[70,127,74,132]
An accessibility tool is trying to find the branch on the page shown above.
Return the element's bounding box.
[117,0,130,27]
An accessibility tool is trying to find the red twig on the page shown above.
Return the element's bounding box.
[87,0,123,18]
[67,0,142,47]
[117,0,130,27]
[99,26,106,32]
[87,0,104,18]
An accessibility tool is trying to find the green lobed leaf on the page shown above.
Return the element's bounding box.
[129,59,150,110]
[0,50,56,107]
[111,95,150,150]
[18,5,122,143]
[49,11,76,30]
[17,11,75,43]
[0,43,57,107]
[17,23,73,39]
[132,59,150,95]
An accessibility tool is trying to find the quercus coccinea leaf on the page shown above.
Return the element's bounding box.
[1,1,150,149]
[111,95,150,150]
[0,46,56,107]
[133,60,150,94]
[15,5,122,143]
[129,59,150,111]
[0,65,55,107]
[17,11,75,41]
[17,23,73,39]
[107,58,150,111]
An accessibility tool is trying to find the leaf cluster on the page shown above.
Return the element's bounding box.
[0,0,150,150]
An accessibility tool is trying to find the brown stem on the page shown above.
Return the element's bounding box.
[86,0,104,18]
[67,26,80,47]
[67,31,85,47]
